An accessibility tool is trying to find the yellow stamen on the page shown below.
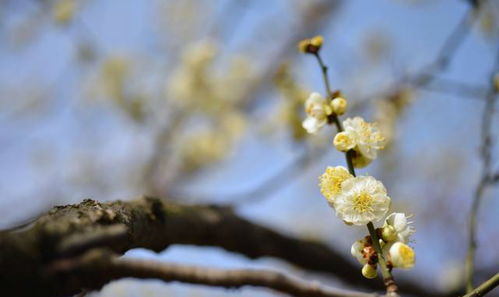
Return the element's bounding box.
[353,191,374,213]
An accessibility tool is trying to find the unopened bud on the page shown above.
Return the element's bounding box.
[331,97,347,115]
[298,35,324,54]
[381,225,397,242]
[362,264,378,279]
[310,35,324,47]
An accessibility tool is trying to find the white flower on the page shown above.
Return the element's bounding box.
[341,117,386,160]
[334,176,391,225]
[387,242,415,269]
[383,213,415,243]
[302,116,326,134]
[319,166,353,205]
[333,132,355,152]
[302,92,331,134]
[351,239,368,265]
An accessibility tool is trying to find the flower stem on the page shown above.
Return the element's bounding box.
[345,150,356,178]
[367,222,398,295]
[314,52,332,97]
[313,51,398,296]
[462,273,499,297]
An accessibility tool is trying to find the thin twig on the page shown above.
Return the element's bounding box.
[357,8,475,107]
[462,273,499,297]
[415,75,488,99]
[314,52,332,96]
[430,9,472,71]
[100,256,381,297]
[465,44,499,292]
[227,145,325,205]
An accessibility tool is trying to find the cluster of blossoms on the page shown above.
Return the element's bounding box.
[350,213,415,278]
[299,35,415,281]
[318,129,415,279]
[302,92,347,134]
[301,95,384,168]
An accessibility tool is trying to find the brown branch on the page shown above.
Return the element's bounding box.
[50,249,379,297]
[0,196,446,297]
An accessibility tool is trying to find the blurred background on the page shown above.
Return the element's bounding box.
[0,0,498,296]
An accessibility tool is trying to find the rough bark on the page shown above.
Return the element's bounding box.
[0,197,446,297]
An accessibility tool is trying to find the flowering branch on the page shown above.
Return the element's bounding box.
[313,51,356,174]
[299,36,418,296]
[313,51,398,295]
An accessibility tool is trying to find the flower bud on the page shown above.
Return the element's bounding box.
[298,35,324,54]
[333,132,355,152]
[351,239,367,264]
[362,264,378,279]
[381,225,397,242]
[389,242,415,269]
[331,97,347,115]
[351,152,372,168]
[310,35,324,47]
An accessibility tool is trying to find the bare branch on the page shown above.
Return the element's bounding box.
[0,196,446,297]
[50,249,380,297]
[462,273,499,297]
[415,75,489,99]
[172,145,328,206]
[465,43,499,292]
[359,8,476,105]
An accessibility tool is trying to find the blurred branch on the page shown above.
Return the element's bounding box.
[359,7,476,104]
[142,109,185,196]
[0,196,447,297]
[414,75,489,99]
[231,146,324,205]
[174,145,328,206]
[491,171,499,183]
[50,249,379,297]
[465,44,499,293]
[145,0,342,196]
[462,273,499,297]
[428,8,472,71]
